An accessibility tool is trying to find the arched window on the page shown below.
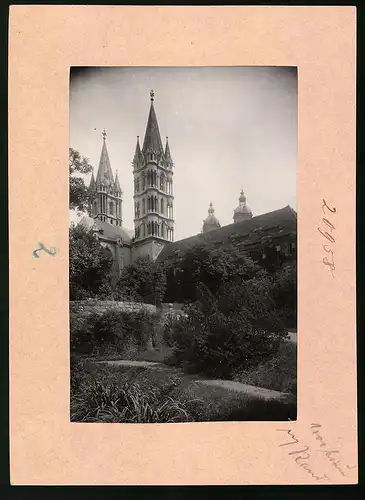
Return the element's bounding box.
[109,202,114,216]
[142,172,146,190]
[142,222,145,237]
[154,196,158,212]
[137,202,140,218]
[142,198,145,214]
[161,198,164,214]
[93,201,97,216]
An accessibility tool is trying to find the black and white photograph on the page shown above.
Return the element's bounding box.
[69,66,297,423]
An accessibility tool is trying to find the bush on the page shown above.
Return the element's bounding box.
[170,278,288,379]
[272,269,297,328]
[70,308,160,356]
[233,340,297,394]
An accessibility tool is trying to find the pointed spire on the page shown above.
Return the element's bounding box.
[89,171,96,192]
[132,136,143,168]
[142,90,164,155]
[114,169,121,194]
[164,136,173,168]
[96,130,114,187]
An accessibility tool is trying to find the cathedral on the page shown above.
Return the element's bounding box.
[79,90,297,277]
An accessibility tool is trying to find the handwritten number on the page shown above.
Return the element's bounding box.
[317,227,335,244]
[318,201,336,277]
[33,243,57,258]
[322,199,336,215]
[322,218,335,232]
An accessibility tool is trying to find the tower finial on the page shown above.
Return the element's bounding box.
[102,129,107,141]
[150,89,154,102]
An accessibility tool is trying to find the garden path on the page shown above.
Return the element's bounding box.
[98,359,294,403]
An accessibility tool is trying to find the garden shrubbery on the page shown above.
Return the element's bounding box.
[233,340,297,394]
[169,274,289,379]
[70,308,161,357]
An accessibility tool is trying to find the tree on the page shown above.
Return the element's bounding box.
[164,242,261,303]
[115,256,166,305]
[69,224,113,300]
[69,148,94,212]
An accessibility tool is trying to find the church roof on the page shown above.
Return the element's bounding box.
[79,215,133,244]
[157,205,297,263]
[96,132,115,187]
[142,90,164,155]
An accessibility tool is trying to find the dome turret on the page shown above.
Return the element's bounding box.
[202,202,221,233]
[233,189,253,223]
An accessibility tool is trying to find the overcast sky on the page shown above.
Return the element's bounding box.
[70,66,297,241]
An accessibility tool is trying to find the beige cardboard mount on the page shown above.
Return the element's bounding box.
[9,6,357,485]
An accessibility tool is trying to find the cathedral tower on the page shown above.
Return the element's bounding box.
[132,90,175,260]
[89,130,123,227]
[202,202,221,233]
[233,189,252,223]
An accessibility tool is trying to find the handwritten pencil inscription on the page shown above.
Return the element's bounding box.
[33,242,58,258]
[277,423,356,482]
[317,199,336,277]
[276,428,330,481]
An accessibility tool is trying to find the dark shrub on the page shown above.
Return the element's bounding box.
[70,308,160,356]
[234,340,297,394]
[170,277,288,379]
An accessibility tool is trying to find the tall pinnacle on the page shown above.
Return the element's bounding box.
[142,90,164,155]
[96,130,114,186]
[164,136,173,167]
[114,170,122,193]
[89,171,96,191]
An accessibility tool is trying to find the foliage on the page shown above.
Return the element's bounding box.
[115,256,167,305]
[170,274,289,379]
[70,308,160,355]
[70,362,192,423]
[233,340,297,394]
[69,224,113,300]
[69,147,94,212]
[272,267,297,328]
[70,360,296,423]
[164,242,262,303]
